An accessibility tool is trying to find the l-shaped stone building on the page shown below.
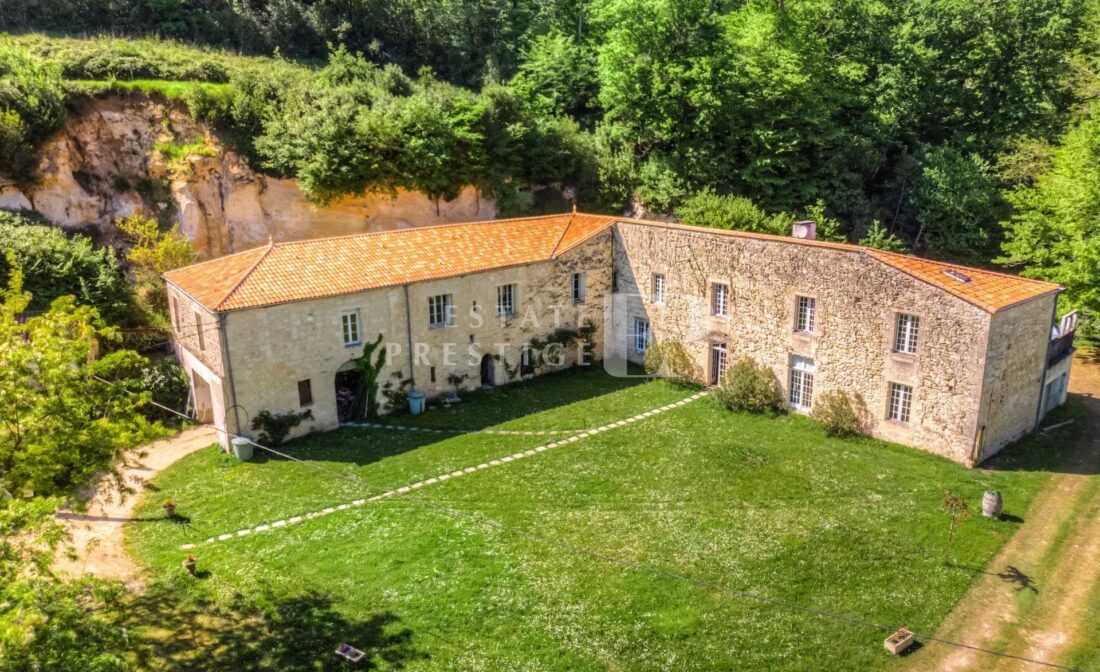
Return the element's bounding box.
[164,212,1076,466]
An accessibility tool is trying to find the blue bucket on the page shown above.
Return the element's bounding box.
[408,389,426,416]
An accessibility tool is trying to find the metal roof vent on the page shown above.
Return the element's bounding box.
[943,269,972,284]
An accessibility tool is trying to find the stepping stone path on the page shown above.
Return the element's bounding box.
[181,391,709,550]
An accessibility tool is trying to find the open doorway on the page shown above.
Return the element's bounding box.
[480,354,495,388]
[335,361,362,423]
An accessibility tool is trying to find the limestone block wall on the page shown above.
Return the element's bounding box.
[216,231,612,440]
[612,222,993,464]
[221,287,409,437]
[167,284,225,378]
[976,294,1058,460]
[405,230,613,399]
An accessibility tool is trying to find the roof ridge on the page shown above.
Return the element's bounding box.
[212,240,276,310]
[265,212,575,249]
[162,243,268,278]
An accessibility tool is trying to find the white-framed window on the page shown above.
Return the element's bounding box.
[653,273,666,304]
[894,313,920,354]
[795,296,816,333]
[428,294,453,328]
[194,310,205,351]
[710,341,728,385]
[712,283,729,317]
[572,272,586,302]
[633,318,651,353]
[341,310,361,345]
[789,356,815,410]
[888,382,913,423]
[497,284,517,316]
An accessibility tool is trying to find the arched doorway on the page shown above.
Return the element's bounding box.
[480,354,495,388]
[335,361,362,423]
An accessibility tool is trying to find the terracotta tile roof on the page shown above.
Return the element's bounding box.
[164,213,616,312]
[616,218,1061,313]
[863,249,1060,313]
[165,211,1059,314]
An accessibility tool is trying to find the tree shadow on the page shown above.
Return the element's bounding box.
[949,562,1039,594]
[123,584,425,671]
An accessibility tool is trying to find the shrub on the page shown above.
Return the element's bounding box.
[811,390,869,437]
[250,409,314,446]
[139,357,190,426]
[712,357,784,414]
[643,341,700,385]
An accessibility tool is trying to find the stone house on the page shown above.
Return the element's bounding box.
[164,212,1074,466]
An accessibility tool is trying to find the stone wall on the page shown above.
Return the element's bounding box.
[166,284,225,378]
[4,94,495,258]
[976,294,1058,460]
[612,222,995,464]
[215,231,613,440]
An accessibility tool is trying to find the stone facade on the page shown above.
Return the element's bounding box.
[168,218,1065,466]
[610,221,1059,466]
[175,231,612,445]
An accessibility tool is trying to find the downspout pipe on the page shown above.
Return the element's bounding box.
[403,284,416,386]
[219,311,242,440]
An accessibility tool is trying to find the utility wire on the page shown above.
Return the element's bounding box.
[93,375,1083,672]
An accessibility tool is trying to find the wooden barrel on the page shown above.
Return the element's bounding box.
[982,490,1003,518]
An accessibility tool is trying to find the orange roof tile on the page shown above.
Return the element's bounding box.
[164,213,616,312]
[863,249,1060,313]
[165,211,1059,314]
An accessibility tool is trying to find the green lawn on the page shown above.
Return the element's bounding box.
[127,367,1060,671]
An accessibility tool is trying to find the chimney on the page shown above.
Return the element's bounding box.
[792,220,816,240]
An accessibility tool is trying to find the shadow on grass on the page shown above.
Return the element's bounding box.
[950,562,1039,594]
[124,584,424,671]
[247,365,655,468]
[982,395,1098,475]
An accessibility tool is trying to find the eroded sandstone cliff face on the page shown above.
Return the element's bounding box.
[0,94,495,258]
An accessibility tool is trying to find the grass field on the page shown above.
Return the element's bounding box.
[126,367,1062,671]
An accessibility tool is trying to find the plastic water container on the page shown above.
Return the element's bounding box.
[408,389,426,416]
[231,436,254,461]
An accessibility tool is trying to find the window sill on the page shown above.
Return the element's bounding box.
[793,330,815,337]
[428,323,454,330]
[885,418,910,427]
[344,341,362,348]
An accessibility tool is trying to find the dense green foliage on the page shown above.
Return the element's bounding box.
[3,0,1099,320]
[0,270,161,498]
[0,41,65,178]
[1000,107,1100,330]
[0,211,131,323]
[0,497,133,672]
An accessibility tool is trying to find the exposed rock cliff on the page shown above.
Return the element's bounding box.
[0,94,495,258]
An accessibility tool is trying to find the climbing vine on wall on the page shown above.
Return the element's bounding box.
[351,334,386,421]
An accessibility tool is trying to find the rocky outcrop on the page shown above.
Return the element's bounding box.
[4,94,495,258]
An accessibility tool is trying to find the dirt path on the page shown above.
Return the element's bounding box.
[55,425,219,589]
[902,351,1100,672]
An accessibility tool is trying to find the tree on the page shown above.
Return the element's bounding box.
[0,212,131,324]
[511,32,600,122]
[999,109,1100,327]
[0,259,161,499]
[675,189,787,235]
[941,490,972,563]
[114,214,196,322]
[811,390,869,437]
[911,145,1001,257]
[0,497,133,672]
[859,220,909,253]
